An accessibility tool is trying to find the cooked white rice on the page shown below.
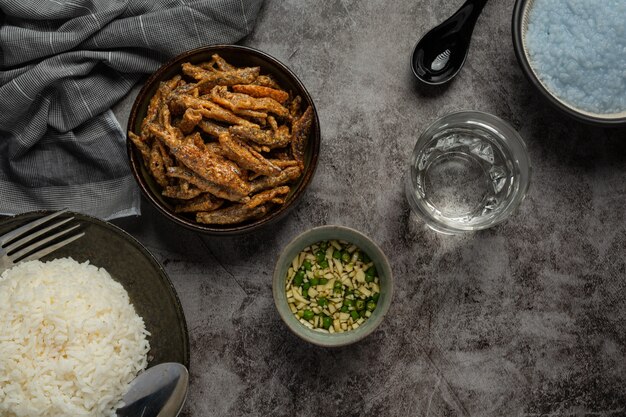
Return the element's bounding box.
[0,258,150,417]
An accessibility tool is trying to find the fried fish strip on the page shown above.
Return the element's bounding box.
[253,75,281,89]
[155,141,174,170]
[250,166,302,193]
[267,159,299,168]
[141,75,182,140]
[173,94,259,128]
[128,131,151,166]
[179,108,203,134]
[166,166,250,203]
[233,109,268,119]
[180,64,260,94]
[182,132,206,152]
[149,143,168,187]
[162,184,203,200]
[289,95,302,118]
[232,84,289,104]
[175,193,224,213]
[229,124,291,149]
[198,54,236,72]
[204,142,226,157]
[197,120,228,138]
[291,106,313,169]
[196,204,269,225]
[218,132,281,176]
[246,186,290,208]
[210,86,290,118]
[149,124,250,200]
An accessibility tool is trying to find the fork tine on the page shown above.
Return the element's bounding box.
[3,217,75,254]
[17,232,85,264]
[8,224,82,261]
[0,209,69,245]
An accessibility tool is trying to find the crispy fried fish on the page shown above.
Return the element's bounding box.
[141,75,182,140]
[246,186,290,208]
[173,94,259,128]
[210,86,289,118]
[148,124,251,200]
[166,166,250,203]
[232,84,289,104]
[178,108,203,134]
[204,54,236,72]
[162,184,203,200]
[175,193,224,213]
[218,132,281,176]
[291,106,313,169]
[253,75,281,89]
[289,95,302,119]
[196,204,269,225]
[229,124,291,149]
[250,166,302,193]
[149,143,168,187]
[181,64,260,94]
[197,120,228,138]
[128,131,151,166]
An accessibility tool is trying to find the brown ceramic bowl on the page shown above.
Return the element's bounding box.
[127,45,321,235]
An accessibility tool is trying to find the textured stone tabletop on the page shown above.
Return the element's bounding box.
[112,0,626,415]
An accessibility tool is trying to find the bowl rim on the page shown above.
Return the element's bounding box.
[126,44,321,235]
[272,225,394,347]
[511,0,626,127]
[0,210,191,369]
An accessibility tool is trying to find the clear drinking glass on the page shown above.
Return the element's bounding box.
[405,111,531,234]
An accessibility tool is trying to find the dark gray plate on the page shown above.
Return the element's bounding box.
[0,211,190,369]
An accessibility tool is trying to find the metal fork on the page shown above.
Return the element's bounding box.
[0,209,85,273]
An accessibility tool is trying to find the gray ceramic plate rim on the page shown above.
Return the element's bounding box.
[273,225,393,347]
[0,210,191,369]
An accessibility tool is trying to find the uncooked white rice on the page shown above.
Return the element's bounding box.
[0,258,150,417]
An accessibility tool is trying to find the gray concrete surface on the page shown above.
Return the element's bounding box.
[113,0,626,415]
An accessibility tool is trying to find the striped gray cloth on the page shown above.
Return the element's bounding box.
[0,0,263,219]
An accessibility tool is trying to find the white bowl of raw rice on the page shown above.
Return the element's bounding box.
[0,211,189,417]
[513,0,626,126]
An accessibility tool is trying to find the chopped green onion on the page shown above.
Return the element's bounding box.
[322,316,332,329]
[350,311,359,321]
[317,297,328,307]
[341,252,351,263]
[303,310,314,321]
[315,250,325,263]
[355,299,365,311]
[366,300,376,311]
[302,260,312,271]
[294,270,305,286]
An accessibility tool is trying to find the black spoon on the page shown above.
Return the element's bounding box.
[411,0,488,85]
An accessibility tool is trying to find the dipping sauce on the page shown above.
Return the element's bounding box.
[285,240,380,333]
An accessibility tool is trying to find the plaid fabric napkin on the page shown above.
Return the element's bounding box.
[0,0,263,219]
